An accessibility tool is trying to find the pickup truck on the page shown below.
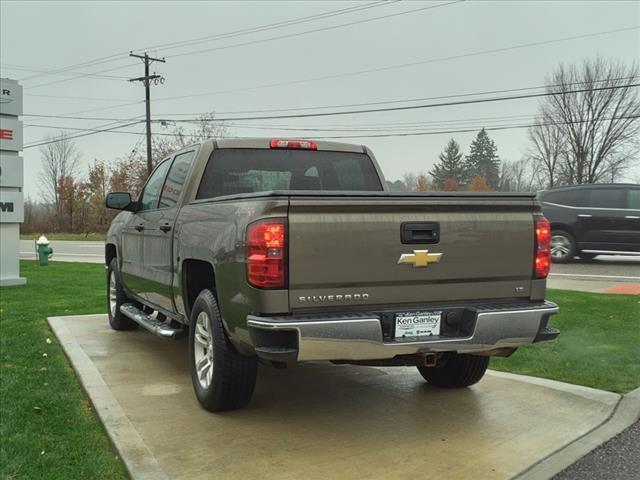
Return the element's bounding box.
[105,138,559,412]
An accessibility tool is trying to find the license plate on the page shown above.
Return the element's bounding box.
[395,311,441,338]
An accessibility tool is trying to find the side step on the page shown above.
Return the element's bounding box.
[120,303,187,339]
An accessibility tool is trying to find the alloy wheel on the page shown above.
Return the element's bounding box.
[550,235,571,260]
[193,312,214,389]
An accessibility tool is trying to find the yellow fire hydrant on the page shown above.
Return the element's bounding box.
[36,235,54,266]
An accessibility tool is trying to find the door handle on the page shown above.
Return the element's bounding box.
[134,223,145,232]
[577,214,592,218]
[159,223,172,233]
[625,215,640,219]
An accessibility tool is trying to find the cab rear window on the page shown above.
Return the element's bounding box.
[196,148,383,199]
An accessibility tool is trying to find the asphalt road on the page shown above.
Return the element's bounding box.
[549,255,640,280]
[554,421,640,480]
[19,240,640,290]
[20,239,104,264]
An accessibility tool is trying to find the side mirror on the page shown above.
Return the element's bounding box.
[106,192,138,211]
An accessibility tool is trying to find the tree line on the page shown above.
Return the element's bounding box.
[23,57,638,235]
[391,57,639,193]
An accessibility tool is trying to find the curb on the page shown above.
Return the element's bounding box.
[513,386,640,479]
[48,316,170,480]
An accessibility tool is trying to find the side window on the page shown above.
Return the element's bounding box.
[140,159,172,211]
[544,190,588,206]
[587,189,626,209]
[627,189,640,210]
[159,151,195,209]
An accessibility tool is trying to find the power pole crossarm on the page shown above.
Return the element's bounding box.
[129,52,165,176]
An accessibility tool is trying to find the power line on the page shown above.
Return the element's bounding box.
[13,0,399,86]
[134,1,394,54]
[164,1,462,60]
[26,62,140,90]
[25,93,137,103]
[18,1,459,100]
[157,76,638,117]
[23,76,637,122]
[301,115,640,140]
[23,120,143,149]
[152,25,640,105]
[21,82,639,149]
[1,63,130,80]
[22,112,638,148]
[158,83,640,122]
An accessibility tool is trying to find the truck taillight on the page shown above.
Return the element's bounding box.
[246,219,287,289]
[534,217,551,279]
[270,139,317,150]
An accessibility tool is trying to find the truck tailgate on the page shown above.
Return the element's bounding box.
[288,194,537,309]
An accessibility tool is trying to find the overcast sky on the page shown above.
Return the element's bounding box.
[1,0,639,199]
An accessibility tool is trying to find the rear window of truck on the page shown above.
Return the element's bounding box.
[196,148,383,199]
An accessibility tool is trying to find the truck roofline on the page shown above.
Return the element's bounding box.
[203,137,366,154]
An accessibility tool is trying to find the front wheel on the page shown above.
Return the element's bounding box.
[550,230,576,263]
[189,289,258,412]
[417,353,489,388]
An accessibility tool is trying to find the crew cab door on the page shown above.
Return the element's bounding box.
[121,158,172,299]
[142,150,196,311]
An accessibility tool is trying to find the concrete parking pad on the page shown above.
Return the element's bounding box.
[50,314,624,480]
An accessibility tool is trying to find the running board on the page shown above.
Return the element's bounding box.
[120,303,187,339]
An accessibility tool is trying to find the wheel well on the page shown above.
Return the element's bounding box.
[550,223,575,238]
[182,259,216,317]
[105,243,117,266]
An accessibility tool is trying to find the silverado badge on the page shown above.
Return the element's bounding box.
[397,250,443,268]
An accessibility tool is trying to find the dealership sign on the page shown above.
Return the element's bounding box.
[0,189,24,223]
[0,78,26,285]
[0,155,23,187]
[0,80,23,117]
[0,117,23,152]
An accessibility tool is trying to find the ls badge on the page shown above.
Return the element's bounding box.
[397,250,443,268]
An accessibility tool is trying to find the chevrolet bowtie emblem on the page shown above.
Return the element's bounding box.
[397,250,443,268]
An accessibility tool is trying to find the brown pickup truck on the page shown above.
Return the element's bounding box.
[105,138,559,412]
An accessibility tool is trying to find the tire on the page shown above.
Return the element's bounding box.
[579,252,597,261]
[189,289,258,412]
[417,353,489,388]
[107,258,139,331]
[550,229,576,263]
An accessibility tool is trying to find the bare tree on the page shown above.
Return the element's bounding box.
[38,132,82,219]
[109,113,228,196]
[401,171,428,191]
[498,158,538,192]
[531,57,639,185]
[526,120,567,188]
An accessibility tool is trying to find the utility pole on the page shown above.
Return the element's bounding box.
[129,52,165,175]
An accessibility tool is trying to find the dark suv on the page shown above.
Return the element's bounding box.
[538,184,640,263]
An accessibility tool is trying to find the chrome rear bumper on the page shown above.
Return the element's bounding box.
[247,301,559,362]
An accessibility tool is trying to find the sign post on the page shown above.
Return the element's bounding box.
[0,78,26,286]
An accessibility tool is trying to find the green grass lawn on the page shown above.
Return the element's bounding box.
[20,233,106,241]
[1,261,127,480]
[491,289,640,393]
[1,262,638,479]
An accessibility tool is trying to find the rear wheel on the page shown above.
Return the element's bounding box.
[550,230,576,263]
[417,353,489,388]
[189,289,258,412]
[107,258,138,330]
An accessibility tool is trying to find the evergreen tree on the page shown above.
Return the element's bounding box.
[465,129,501,188]
[429,138,466,189]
